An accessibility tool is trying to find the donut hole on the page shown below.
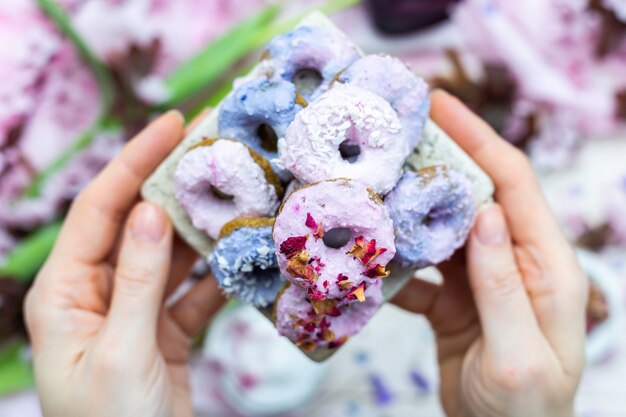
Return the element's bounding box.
[246,266,279,283]
[423,206,453,229]
[257,123,279,152]
[292,68,323,98]
[323,227,353,249]
[210,185,234,201]
[339,140,361,163]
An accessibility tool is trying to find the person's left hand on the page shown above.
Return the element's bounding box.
[25,110,226,417]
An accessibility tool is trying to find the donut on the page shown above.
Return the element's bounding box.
[273,179,395,302]
[263,25,360,100]
[337,54,430,149]
[275,280,383,351]
[208,218,284,307]
[279,84,410,195]
[384,166,475,268]
[174,138,283,239]
[218,79,304,181]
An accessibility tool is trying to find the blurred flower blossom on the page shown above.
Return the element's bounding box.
[449,0,626,168]
[0,1,60,144]
[72,0,273,102]
[606,176,626,246]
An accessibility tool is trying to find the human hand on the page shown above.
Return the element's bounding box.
[24,110,225,417]
[393,91,588,417]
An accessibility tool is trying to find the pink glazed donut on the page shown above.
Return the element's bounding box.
[174,139,283,239]
[278,84,411,195]
[275,280,383,351]
[273,179,395,303]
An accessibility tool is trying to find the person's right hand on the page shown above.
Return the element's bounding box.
[393,90,588,417]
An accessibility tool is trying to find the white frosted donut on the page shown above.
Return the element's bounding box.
[174,139,282,239]
[278,84,411,195]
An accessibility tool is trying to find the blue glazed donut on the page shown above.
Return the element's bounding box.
[264,25,360,100]
[384,166,475,268]
[208,218,284,307]
[338,54,430,150]
[218,79,302,181]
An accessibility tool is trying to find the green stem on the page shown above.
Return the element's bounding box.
[0,221,61,281]
[26,0,115,197]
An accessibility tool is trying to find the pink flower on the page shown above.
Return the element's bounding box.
[0,1,60,145]
[71,0,272,102]
[452,0,620,137]
[18,44,102,171]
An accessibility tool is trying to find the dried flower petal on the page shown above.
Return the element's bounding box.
[347,236,387,265]
[364,263,391,278]
[347,282,366,302]
[311,299,341,316]
[279,235,307,259]
[305,212,317,229]
[286,250,318,282]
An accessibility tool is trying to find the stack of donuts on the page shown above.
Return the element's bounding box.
[173,24,476,351]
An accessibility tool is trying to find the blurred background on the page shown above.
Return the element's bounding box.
[1,0,626,415]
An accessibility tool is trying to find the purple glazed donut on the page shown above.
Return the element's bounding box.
[218,79,304,181]
[273,179,395,303]
[174,139,283,239]
[263,25,360,100]
[338,54,430,150]
[275,280,383,351]
[385,166,475,268]
[279,84,411,195]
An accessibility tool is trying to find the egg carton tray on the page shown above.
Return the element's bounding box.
[141,12,494,361]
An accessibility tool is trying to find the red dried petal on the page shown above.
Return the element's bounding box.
[347,236,388,265]
[305,212,317,229]
[347,282,366,302]
[280,236,308,259]
[364,263,391,278]
[313,222,325,240]
[307,287,326,300]
[328,336,348,349]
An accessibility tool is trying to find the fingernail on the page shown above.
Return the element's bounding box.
[167,109,185,125]
[475,205,506,246]
[131,203,165,243]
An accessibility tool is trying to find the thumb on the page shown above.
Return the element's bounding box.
[467,204,539,355]
[106,202,172,341]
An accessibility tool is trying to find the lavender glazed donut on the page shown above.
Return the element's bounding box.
[263,25,360,100]
[218,79,304,181]
[275,280,383,351]
[385,166,475,268]
[338,54,430,149]
[174,139,283,239]
[279,84,410,195]
[273,179,395,303]
[208,218,284,307]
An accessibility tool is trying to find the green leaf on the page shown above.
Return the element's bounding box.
[0,221,62,281]
[27,0,115,197]
[163,5,281,106]
[0,341,35,395]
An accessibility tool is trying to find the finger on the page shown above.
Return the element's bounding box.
[163,236,198,299]
[466,204,541,356]
[106,202,173,341]
[391,277,440,315]
[53,110,185,265]
[431,91,587,361]
[169,275,226,337]
[430,90,568,252]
